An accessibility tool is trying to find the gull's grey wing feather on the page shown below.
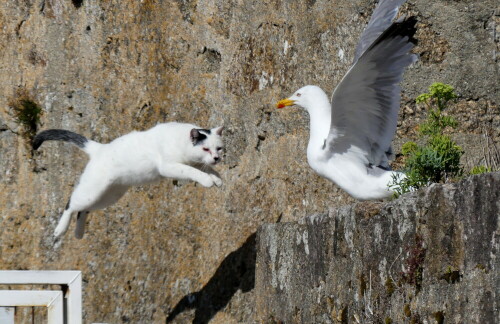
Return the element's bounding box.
[327,17,417,167]
[354,0,407,62]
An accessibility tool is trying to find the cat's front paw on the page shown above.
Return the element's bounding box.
[198,175,216,188]
[210,174,223,187]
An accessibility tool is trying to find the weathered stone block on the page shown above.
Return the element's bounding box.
[256,173,499,323]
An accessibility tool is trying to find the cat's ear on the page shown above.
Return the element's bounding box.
[214,126,224,136]
[190,128,201,144]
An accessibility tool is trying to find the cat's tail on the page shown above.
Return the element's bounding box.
[33,129,99,155]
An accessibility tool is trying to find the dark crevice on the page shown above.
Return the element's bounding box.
[255,133,266,152]
[72,0,83,8]
[198,47,222,73]
[15,20,25,38]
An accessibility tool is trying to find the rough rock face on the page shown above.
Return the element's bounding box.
[256,172,499,323]
[0,0,498,323]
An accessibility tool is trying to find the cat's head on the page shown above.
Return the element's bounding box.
[190,126,224,165]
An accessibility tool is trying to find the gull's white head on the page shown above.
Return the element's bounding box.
[276,85,328,111]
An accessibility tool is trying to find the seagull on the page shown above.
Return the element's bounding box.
[276,0,417,200]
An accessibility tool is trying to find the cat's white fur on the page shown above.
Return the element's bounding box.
[36,122,224,239]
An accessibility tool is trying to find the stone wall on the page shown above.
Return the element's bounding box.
[256,172,499,323]
[0,0,498,322]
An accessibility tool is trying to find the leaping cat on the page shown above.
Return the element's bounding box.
[33,122,224,239]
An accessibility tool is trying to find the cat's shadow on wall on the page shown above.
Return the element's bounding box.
[166,232,256,324]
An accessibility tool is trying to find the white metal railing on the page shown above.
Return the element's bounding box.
[0,307,15,323]
[0,290,64,323]
[0,270,82,324]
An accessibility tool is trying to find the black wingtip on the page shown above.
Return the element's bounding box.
[397,16,418,45]
[373,16,418,48]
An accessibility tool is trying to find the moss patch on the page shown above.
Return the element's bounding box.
[440,267,461,284]
[7,88,42,139]
[404,304,411,317]
[385,277,395,297]
[359,274,367,297]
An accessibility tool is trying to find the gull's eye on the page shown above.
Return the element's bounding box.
[203,147,210,152]
[296,93,301,97]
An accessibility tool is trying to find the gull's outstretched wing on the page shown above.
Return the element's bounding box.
[354,0,408,63]
[327,17,417,168]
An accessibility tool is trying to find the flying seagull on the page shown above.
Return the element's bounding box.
[276,0,417,200]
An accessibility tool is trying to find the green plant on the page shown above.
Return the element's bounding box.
[415,83,459,137]
[401,141,418,155]
[469,165,492,175]
[8,88,42,138]
[416,82,457,111]
[391,83,463,196]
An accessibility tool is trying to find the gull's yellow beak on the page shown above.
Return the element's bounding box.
[276,98,295,109]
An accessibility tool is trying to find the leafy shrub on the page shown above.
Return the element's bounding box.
[401,141,418,155]
[416,83,457,109]
[416,83,458,136]
[391,83,463,196]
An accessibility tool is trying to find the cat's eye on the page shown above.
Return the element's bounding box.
[216,147,223,151]
[203,147,210,152]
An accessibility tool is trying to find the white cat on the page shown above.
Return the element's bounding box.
[33,122,224,239]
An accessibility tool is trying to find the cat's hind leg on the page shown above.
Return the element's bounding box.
[74,211,89,239]
[72,185,128,239]
[54,202,74,238]
[54,169,112,238]
[54,191,99,239]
